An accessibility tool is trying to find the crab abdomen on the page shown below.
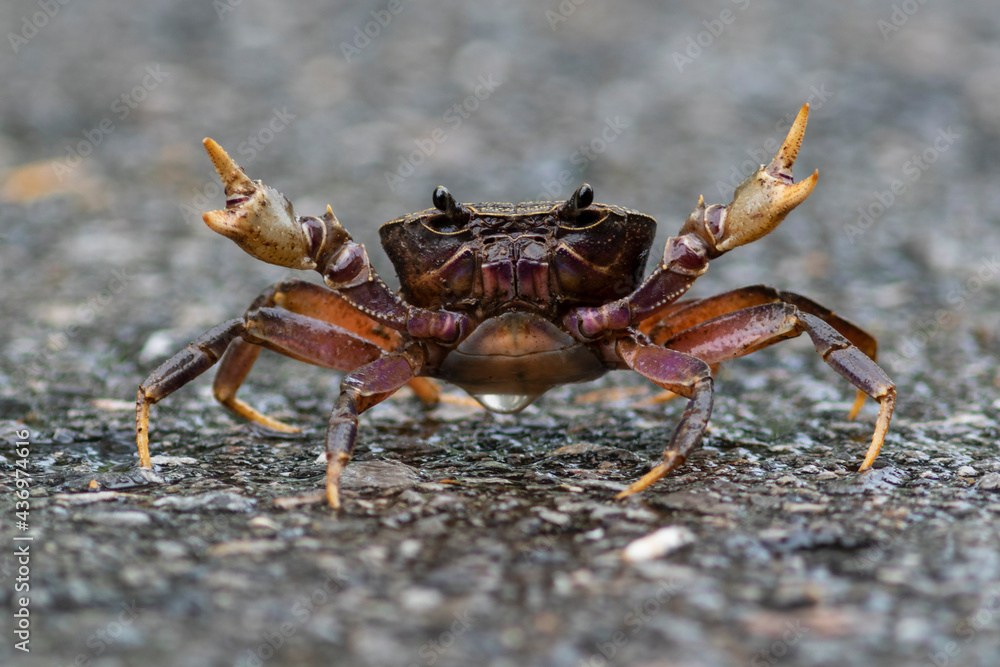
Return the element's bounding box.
[432,312,608,413]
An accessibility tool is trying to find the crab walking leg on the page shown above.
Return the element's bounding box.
[661,303,896,471]
[614,337,715,499]
[212,280,440,432]
[267,280,442,404]
[137,319,243,468]
[136,310,386,468]
[324,349,424,509]
[639,284,880,419]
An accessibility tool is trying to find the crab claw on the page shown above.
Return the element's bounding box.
[200,138,320,271]
[683,104,818,258]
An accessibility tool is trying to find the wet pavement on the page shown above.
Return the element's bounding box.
[2,1,1000,666]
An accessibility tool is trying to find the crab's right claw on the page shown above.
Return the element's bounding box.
[201,138,339,271]
[682,104,819,258]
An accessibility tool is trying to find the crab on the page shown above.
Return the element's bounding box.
[136,104,896,508]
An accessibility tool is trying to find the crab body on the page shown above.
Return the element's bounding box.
[136,105,897,508]
[380,196,655,412]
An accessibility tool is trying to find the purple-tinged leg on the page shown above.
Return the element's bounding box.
[614,337,714,499]
[640,285,880,419]
[137,319,243,468]
[661,303,896,471]
[136,309,386,468]
[324,347,425,508]
[212,279,441,432]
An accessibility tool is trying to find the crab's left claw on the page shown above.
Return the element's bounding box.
[682,104,819,258]
[201,138,331,271]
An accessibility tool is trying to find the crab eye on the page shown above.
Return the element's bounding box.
[433,185,457,213]
[572,183,594,209]
[557,183,601,228]
[425,185,470,234]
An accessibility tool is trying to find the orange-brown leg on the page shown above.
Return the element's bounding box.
[211,280,440,432]
[661,302,895,472]
[640,285,878,419]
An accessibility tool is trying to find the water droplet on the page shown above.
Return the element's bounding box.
[473,393,538,414]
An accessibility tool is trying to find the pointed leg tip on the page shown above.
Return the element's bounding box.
[326,488,341,510]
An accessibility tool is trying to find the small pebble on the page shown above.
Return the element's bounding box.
[536,509,572,527]
[622,526,696,563]
[957,466,978,477]
[248,516,280,533]
[977,473,1000,491]
[79,510,152,526]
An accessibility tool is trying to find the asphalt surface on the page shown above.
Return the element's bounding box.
[2,1,1000,666]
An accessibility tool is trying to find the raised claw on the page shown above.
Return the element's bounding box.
[716,104,818,254]
[682,104,818,258]
[200,138,320,271]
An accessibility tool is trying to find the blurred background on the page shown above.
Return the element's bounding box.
[2,1,1000,666]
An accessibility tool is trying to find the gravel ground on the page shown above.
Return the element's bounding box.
[2,1,1000,666]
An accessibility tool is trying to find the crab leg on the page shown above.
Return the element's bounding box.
[136,309,387,468]
[200,139,469,345]
[660,303,896,471]
[324,346,425,509]
[212,280,440,432]
[639,284,879,419]
[614,337,715,499]
[137,319,243,468]
[565,105,818,341]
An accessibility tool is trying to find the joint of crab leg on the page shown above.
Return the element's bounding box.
[321,241,374,290]
[406,309,471,345]
[564,299,631,340]
[680,104,818,259]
